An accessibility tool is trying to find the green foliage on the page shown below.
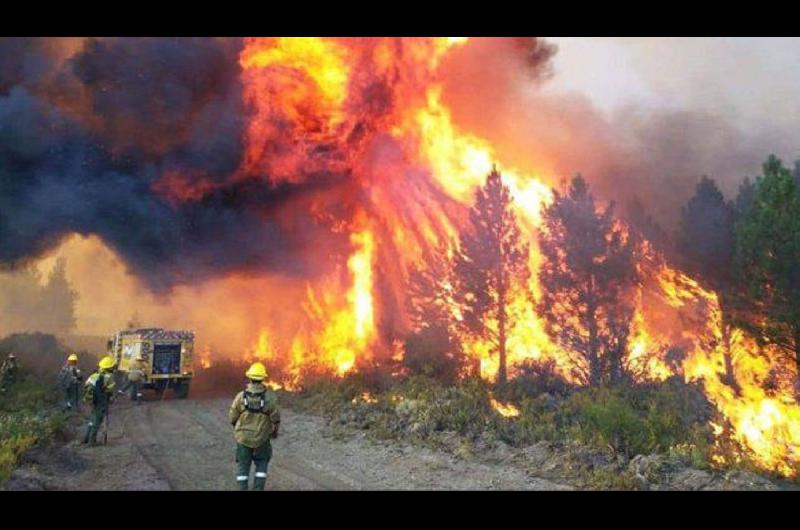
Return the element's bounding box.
[296,370,714,474]
[514,395,559,442]
[564,387,649,456]
[734,154,800,363]
[558,383,713,458]
[0,369,65,485]
[581,465,642,490]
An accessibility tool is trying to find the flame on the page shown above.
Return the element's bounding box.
[352,391,378,404]
[637,254,800,476]
[225,37,800,476]
[490,396,521,418]
[245,224,376,385]
[199,344,212,369]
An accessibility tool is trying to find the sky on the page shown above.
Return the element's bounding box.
[544,37,800,136]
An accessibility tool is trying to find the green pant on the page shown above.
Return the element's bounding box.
[235,442,272,490]
[64,383,80,411]
[83,404,107,445]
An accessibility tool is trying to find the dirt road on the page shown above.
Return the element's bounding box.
[8,398,570,490]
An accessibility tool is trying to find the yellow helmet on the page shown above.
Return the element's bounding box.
[98,356,116,370]
[245,362,267,381]
[67,353,78,363]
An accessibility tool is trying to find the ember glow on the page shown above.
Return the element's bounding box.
[12,37,800,477]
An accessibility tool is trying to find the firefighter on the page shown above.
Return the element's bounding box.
[228,362,280,491]
[119,355,146,403]
[59,353,83,411]
[0,353,18,393]
[82,356,117,446]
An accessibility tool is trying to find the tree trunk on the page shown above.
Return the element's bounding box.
[585,276,601,386]
[495,261,509,386]
[498,288,507,385]
[586,308,600,386]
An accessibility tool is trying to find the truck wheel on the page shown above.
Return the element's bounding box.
[174,381,190,399]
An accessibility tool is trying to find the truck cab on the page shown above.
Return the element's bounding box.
[108,328,195,399]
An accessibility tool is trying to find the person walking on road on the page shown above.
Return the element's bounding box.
[228,362,281,491]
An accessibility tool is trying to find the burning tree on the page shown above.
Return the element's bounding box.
[453,168,531,385]
[734,155,800,371]
[538,175,638,386]
[404,244,465,382]
[677,176,741,392]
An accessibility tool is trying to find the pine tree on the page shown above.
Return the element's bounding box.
[38,258,77,335]
[404,244,464,381]
[626,196,671,256]
[677,176,735,289]
[538,175,638,386]
[453,167,530,384]
[734,155,800,370]
[733,177,756,222]
[677,176,741,392]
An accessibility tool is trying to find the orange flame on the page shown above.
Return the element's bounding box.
[490,396,521,418]
[227,37,800,477]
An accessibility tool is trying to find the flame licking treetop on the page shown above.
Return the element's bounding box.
[0,37,797,478]
[230,37,800,477]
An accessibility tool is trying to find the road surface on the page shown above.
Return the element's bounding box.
[11,397,569,490]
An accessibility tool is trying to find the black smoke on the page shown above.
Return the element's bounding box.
[0,37,348,291]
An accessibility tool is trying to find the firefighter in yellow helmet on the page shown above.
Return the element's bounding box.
[82,356,117,445]
[119,354,146,404]
[58,353,83,411]
[228,362,280,490]
[0,353,18,393]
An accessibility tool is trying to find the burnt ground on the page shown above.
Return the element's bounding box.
[5,397,571,490]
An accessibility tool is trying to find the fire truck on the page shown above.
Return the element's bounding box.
[107,328,195,399]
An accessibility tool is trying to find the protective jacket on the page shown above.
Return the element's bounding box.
[84,371,116,405]
[59,365,82,389]
[228,382,280,448]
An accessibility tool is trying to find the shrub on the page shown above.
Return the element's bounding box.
[553,381,714,458]
[0,369,65,485]
[513,395,560,444]
[502,359,573,400]
[564,387,650,456]
[0,333,68,375]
